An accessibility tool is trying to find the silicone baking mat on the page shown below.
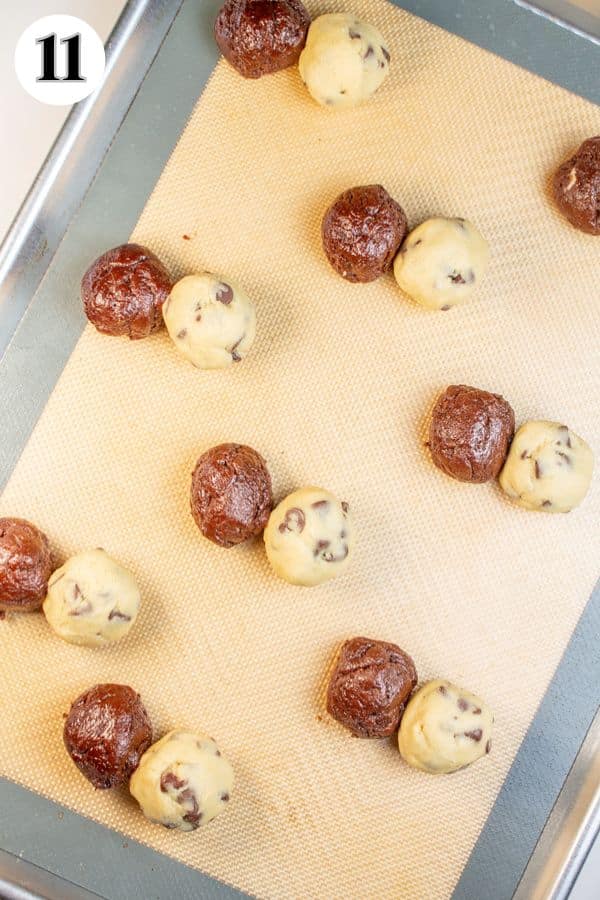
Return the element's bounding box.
[1,1,599,898]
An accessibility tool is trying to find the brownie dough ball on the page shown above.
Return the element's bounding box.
[81,244,172,340]
[429,384,515,483]
[398,680,493,774]
[163,274,256,370]
[214,0,310,79]
[0,518,53,614]
[327,637,417,738]
[322,184,407,283]
[299,14,390,109]
[499,421,594,513]
[553,137,600,235]
[191,443,272,547]
[264,487,353,586]
[43,549,141,646]
[64,684,152,789]
[393,217,489,310]
[130,731,234,831]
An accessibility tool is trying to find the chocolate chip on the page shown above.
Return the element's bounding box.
[160,772,186,793]
[473,707,482,715]
[535,460,542,479]
[341,501,349,514]
[556,451,571,465]
[441,304,451,311]
[314,539,331,557]
[485,739,492,754]
[449,271,466,284]
[520,450,529,460]
[381,46,390,62]
[215,283,233,305]
[182,234,191,241]
[322,543,348,563]
[279,507,305,534]
[541,499,552,508]
[230,335,244,362]
[349,28,361,39]
[340,89,347,95]
[363,45,375,60]
[176,329,187,340]
[195,313,202,322]
[178,788,199,816]
[340,530,346,539]
[438,685,448,696]
[465,729,483,742]
[311,500,329,512]
[108,609,132,622]
[413,239,423,246]
[457,697,469,711]
[215,749,221,757]
[221,792,230,802]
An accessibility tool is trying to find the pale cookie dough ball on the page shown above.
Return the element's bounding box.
[398,680,493,774]
[499,421,594,513]
[43,549,140,646]
[264,487,353,586]
[163,273,256,370]
[393,217,489,311]
[298,14,390,109]
[130,730,234,832]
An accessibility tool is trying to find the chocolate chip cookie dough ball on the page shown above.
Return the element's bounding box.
[322,185,407,282]
[130,731,234,831]
[191,443,272,547]
[327,637,417,738]
[299,14,390,109]
[553,137,600,235]
[0,518,52,614]
[163,274,256,369]
[43,549,140,646]
[499,421,594,513]
[64,684,152,789]
[214,0,310,79]
[264,487,353,586]
[429,385,515,483]
[398,680,493,774]
[81,244,172,339]
[393,218,489,310]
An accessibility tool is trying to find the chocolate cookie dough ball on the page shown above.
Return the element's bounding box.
[322,185,407,283]
[264,487,353,586]
[81,244,172,339]
[499,421,594,513]
[214,0,310,79]
[191,443,272,547]
[43,549,141,646]
[398,680,493,774]
[0,518,52,614]
[130,731,234,831]
[164,274,256,369]
[299,14,390,109]
[327,637,417,738]
[393,217,489,310]
[64,684,152,789]
[429,385,515,483]
[553,137,600,235]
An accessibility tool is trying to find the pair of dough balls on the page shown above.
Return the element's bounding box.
[63,684,233,831]
[428,385,594,512]
[322,186,489,310]
[215,2,390,110]
[82,245,256,370]
[189,444,353,586]
[326,637,492,774]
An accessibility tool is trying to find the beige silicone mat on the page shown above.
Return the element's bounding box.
[1,2,599,898]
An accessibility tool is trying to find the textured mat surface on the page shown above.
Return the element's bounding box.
[1,1,599,898]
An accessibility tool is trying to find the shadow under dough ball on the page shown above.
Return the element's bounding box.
[190,443,273,547]
[327,637,417,738]
[322,184,407,282]
[429,384,515,483]
[0,517,53,614]
[81,243,173,339]
[553,136,600,235]
[214,0,310,78]
[64,684,152,789]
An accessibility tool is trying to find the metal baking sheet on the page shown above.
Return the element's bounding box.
[0,1,598,898]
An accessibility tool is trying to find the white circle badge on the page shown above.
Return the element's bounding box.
[15,15,105,106]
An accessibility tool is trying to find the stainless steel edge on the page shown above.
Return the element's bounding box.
[514,709,600,900]
[0,0,185,362]
[0,848,103,900]
[514,0,600,42]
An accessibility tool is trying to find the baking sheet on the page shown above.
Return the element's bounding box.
[1,1,599,898]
